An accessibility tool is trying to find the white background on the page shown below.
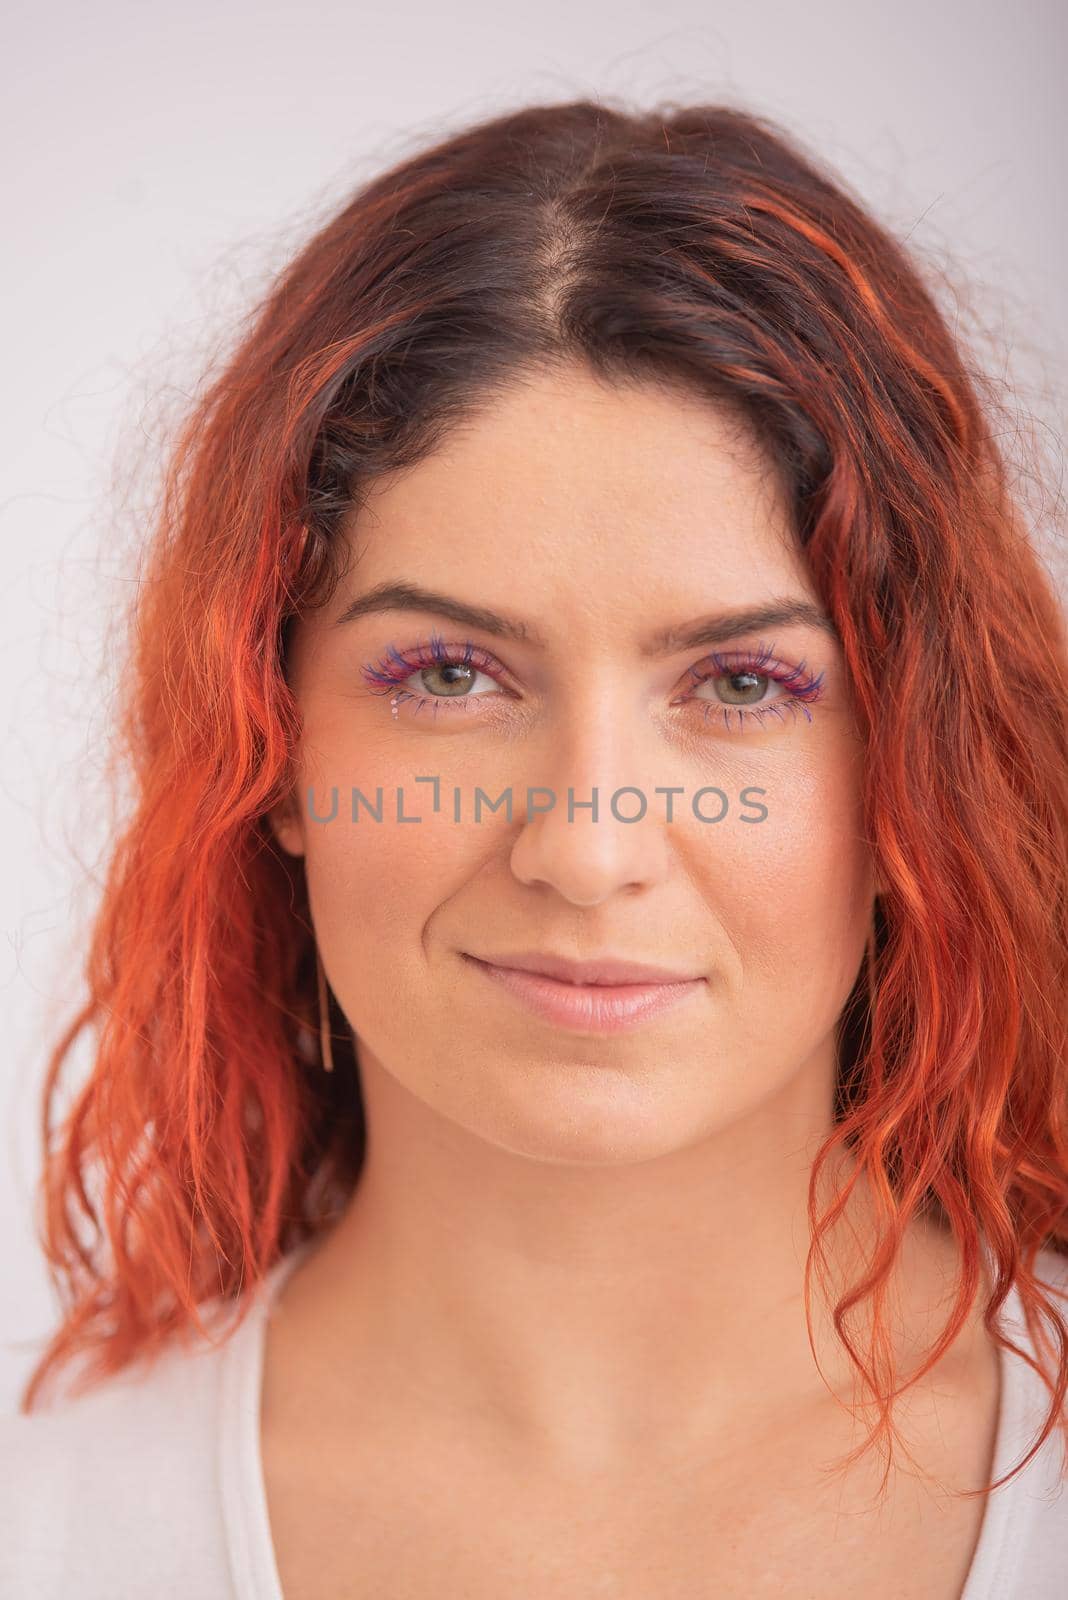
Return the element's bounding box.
[2,0,1064,1414]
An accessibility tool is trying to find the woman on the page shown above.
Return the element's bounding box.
[3,98,1067,1599]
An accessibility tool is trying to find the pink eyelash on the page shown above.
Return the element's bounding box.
[360,629,499,694]
[684,640,826,730]
[361,630,826,729]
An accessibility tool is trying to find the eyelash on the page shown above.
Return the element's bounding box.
[359,630,826,732]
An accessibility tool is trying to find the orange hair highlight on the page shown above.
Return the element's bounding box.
[20,98,1068,1503]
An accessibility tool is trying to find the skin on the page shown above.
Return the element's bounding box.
[265,363,998,1588]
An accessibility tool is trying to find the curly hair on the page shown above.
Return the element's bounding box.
[21,96,1068,1503]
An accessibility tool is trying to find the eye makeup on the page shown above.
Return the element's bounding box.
[682,640,825,732]
[359,628,827,732]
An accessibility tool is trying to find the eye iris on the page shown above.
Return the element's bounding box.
[717,670,767,706]
[420,663,475,697]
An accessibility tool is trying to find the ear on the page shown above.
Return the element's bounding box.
[267,791,306,858]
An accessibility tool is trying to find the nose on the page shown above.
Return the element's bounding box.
[507,712,675,907]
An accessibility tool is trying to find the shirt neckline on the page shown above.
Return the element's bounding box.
[219,1241,315,1600]
[219,1244,1037,1600]
[957,1267,1048,1600]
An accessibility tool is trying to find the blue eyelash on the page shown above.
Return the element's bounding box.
[360,631,826,729]
[683,639,826,731]
[360,630,503,722]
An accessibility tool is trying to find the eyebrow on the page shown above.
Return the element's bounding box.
[333,581,839,655]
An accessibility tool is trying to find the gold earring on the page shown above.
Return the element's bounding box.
[864,893,882,1000]
[315,944,335,1074]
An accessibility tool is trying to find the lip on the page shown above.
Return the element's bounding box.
[465,950,705,986]
[461,952,706,1036]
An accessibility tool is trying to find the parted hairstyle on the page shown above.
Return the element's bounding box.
[21,96,1068,1501]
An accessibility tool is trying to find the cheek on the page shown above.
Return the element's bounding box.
[302,806,485,1014]
[703,732,873,996]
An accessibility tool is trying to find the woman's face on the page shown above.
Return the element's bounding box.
[273,363,878,1165]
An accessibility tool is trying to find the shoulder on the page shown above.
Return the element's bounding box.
[1033,1244,1068,1297]
[0,1301,251,1600]
[996,1245,1068,1598]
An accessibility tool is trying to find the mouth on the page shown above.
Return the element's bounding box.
[460,953,706,1036]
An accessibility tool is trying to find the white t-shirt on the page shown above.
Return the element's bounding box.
[2,1242,1066,1599]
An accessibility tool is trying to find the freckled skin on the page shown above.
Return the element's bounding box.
[263,367,996,1596]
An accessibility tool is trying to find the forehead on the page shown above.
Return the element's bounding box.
[337,366,810,632]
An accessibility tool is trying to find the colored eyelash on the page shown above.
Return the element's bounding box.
[360,630,505,720]
[360,631,826,730]
[682,639,826,731]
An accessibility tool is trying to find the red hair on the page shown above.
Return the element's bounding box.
[22,98,1068,1500]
